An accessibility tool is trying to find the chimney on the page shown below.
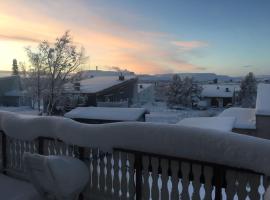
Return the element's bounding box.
[119,72,125,81]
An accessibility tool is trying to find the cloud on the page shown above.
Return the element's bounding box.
[0,1,209,74]
[0,34,41,43]
[172,40,208,50]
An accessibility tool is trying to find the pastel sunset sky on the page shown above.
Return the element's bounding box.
[0,0,270,75]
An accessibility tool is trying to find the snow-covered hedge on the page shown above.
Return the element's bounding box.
[1,111,270,175]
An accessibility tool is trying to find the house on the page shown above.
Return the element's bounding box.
[63,75,138,109]
[218,83,270,139]
[200,84,240,108]
[64,106,148,123]
[177,84,270,139]
[137,83,155,104]
[0,76,30,107]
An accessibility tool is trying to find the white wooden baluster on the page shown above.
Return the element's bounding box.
[47,140,51,155]
[53,140,57,155]
[104,154,108,192]
[14,139,18,169]
[33,141,37,153]
[199,166,206,200]
[18,140,22,169]
[97,149,101,191]
[89,149,94,189]
[118,152,123,197]
[8,138,13,168]
[111,154,115,195]
[157,159,162,200]
[259,175,266,200]
[188,164,194,199]
[126,155,130,198]
[178,162,183,200]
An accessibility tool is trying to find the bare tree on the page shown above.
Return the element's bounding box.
[25,31,87,115]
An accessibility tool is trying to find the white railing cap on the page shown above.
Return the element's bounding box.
[1,111,270,175]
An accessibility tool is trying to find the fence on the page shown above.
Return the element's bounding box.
[0,131,268,200]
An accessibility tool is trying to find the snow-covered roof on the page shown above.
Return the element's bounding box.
[201,84,239,98]
[138,83,153,93]
[64,107,147,121]
[256,83,270,116]
[177,116,236,132]
[65,75,136,93]
[2,111,270,175]
[219,107,256,129]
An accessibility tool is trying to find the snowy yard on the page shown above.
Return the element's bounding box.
[140,102,224,124]
[0,106,39,115]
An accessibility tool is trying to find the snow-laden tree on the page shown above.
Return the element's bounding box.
[167,75,201,108]
[239,72,257,108]
[167,74,183,106]
[25,31,87,115]
[181,77,202,107]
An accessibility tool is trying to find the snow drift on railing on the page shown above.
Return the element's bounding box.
[1,111,270,176]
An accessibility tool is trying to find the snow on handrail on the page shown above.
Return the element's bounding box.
[0,111,270,176]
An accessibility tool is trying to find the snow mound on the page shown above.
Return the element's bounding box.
[256,83,270,116]
[64,107,147,121]
[219,107,256,129]
[177,117,236,132]
[2,111,270,175]
[0,174,42,200]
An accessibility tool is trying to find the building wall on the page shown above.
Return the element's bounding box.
[137,84,155,104]
[86,78,138,107]
[256,115,270,139]
[232,128,256,137]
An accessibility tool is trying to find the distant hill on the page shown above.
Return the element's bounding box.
[0,71,11,78]
[138,73,236,82]
[75,70,135,80]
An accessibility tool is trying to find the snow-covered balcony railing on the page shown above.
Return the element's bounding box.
[1,111,270,200]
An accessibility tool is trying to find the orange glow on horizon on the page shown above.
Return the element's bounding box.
[0,1,208,74]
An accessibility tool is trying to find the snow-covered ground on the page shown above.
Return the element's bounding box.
[0,102,224,124]
[0,106,39,115]
[139,102,224,124]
